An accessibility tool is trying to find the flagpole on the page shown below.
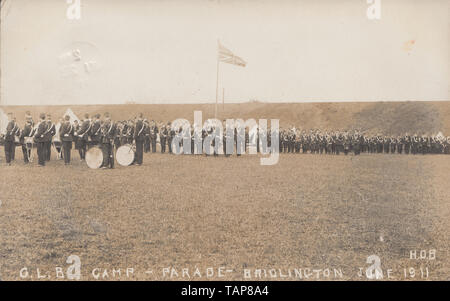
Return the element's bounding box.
[222,88,225,110]
[215,49,220,120]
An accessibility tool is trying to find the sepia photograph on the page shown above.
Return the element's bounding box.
[0,0,448,293]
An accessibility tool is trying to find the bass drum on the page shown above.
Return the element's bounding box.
[116,144,135,166]
[86,146,103,169]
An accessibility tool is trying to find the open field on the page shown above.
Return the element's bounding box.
[0,148,449,280]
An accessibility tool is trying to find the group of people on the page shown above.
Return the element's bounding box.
[0,111,179,168]
[277,128,450,155]
[1,111,450,168]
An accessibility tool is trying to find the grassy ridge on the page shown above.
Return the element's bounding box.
[1,101,449,134]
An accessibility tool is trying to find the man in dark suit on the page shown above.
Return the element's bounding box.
[134,114,146,165]
[44,114,56,161]
[34,113,48,166]
[76,113,91,160]
[4,113,20,165]
[59,115,74,165]
[100,113,116,169]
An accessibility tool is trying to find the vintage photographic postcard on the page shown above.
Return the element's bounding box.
[0,0,448,292]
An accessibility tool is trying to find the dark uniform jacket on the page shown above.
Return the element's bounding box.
[134,120,146,142]
[90,120,102,142]
[5,120,20,142]
[60,122,74,142]
[44,122,56,142]
[20,123,34,144]
[34,121,48,143]
[77,120,91,141]
[101,121,116,144]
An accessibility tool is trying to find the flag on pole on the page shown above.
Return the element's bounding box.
[218,42,246,67]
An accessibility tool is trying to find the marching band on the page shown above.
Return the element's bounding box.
[1,112,450,168]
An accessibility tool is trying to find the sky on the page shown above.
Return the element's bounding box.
[0,0,448,105]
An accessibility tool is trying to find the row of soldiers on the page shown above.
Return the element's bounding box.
[0,112,181,167]
[278,129,450,155]
[2,112,450,167]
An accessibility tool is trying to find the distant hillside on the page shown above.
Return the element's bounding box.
[1,101,449,135]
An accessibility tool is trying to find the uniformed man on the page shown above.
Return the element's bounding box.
[376,134,383,153]
[421,135,429,155]
[44,114,56,161]
[167,122,175,154]
[100,113,116,169]
[150,120,158,153]
[76,114,91,160]
[397,135,404,154]
[390,136,397,153]
[120,120,128,146]
[20,116,35,164]
[411,134,419,154]
[144,119,151,153]
[383,136,390,154]
[4,113,20,165]
[352,132,361,155]
[59,115,74,165]
[444,137,450,154]
[54,118,64,160]
[126,120,134,145]
[134,113,146,165]
[114,121,123,150]
[404,133,411,154]
[34,113,48,166]
[160,124,168,153]
[90,114,102,147]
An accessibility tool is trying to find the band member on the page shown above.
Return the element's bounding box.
[114,121,123,149]
[90,114,102,147]
[54,118,64,160]
[134,114,146,165]
[150,120,158,153]
[160,124,168,153]
[34,113,48,166]
[411,134,419,154]
[76,114,91,160]
[126,120,134,144]
[383,136,390,154]
[60,115,74,165]
[143,119,151,153]
[44,114,56,161]
[353,133,361,155]
[100,113,116,169]
[397,135,404,154]
[73,119,80,153]
[390,136,397,153]
[167,122,175,154]
[20,116,35,164]
[4,113,20,165]
[404,133,411,154]
[120,121,128,145]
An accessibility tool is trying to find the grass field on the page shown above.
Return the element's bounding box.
[0,148,449,280]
